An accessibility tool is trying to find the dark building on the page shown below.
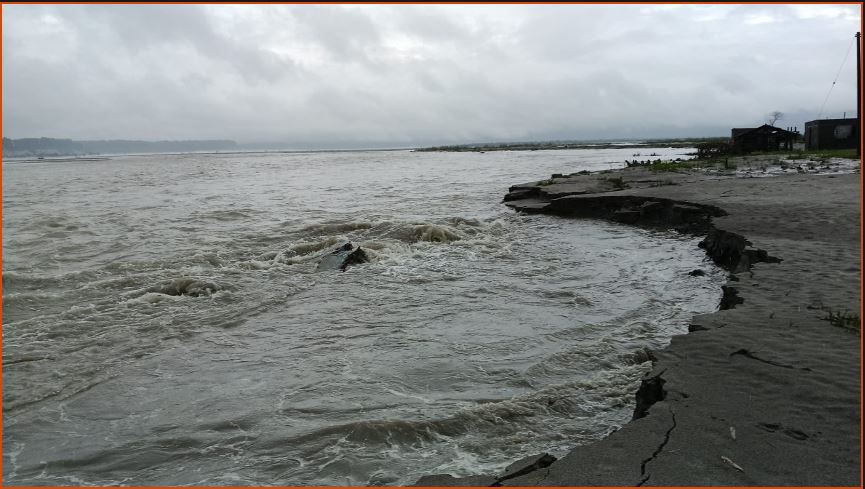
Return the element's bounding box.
[803,118,860,150]
[730,124,798,153]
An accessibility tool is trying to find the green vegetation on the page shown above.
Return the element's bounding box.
[648,160,696,172]
[626,156,699,172]
[796,148,858,159]
[824,310,861,332]
[604,176,629,189]
[814,149,859,159]
[751,148,859,160]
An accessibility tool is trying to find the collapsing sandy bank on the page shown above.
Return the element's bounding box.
[416,157,861,486]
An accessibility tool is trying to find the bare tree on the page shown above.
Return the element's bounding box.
[767,111,784,126]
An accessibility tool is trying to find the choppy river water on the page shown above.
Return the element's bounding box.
[2,147,724,485]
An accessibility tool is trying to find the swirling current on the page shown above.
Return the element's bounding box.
[2,148,725,485]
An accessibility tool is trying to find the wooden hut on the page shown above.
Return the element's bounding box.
[730,124,798,153]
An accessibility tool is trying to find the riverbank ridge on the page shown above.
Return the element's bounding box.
[416,154,861,486]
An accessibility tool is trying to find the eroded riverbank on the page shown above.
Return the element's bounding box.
[418,157,861,486]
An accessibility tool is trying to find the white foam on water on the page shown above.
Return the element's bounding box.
[413,224,463,243]
[2,147,725,486]
[290,236,343,255]
[125,292,184,304]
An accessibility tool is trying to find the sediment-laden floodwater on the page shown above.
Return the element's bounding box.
[2,148,725,485]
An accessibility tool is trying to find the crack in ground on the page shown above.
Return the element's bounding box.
[637,406,677,486]
[729,348,812,371]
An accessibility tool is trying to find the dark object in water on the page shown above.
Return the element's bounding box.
[148,278,221,297]
[317,242,369,271]
[689,269,706,276]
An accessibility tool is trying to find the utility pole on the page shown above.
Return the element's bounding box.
[857,31,861,157]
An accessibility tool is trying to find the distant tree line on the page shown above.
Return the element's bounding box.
[415,137,729,153]
[2,137,238,157]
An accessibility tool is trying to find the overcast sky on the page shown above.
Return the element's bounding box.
[2,3,861,146]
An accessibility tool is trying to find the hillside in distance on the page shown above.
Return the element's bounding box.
[2,137,239,157]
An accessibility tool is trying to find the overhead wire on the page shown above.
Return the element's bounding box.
[817,36,856,119]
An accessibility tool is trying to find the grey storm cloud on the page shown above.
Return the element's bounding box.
[2,3,861,146]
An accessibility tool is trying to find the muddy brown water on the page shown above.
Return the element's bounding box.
[2,148,724,485]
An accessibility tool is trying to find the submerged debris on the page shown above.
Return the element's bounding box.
[316,242,370,271]
[721,455,744,472]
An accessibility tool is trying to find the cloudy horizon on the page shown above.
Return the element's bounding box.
[2,4,861,147]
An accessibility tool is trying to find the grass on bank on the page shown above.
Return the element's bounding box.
[626,158,698,172]
[649,160,697,172]
[604,176,629,189]
[781,148,858,160]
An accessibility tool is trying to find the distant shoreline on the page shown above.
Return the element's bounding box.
[1,137,239,159]
[2,136,728,159]
[413,137,726,152]
[1,147,413,162]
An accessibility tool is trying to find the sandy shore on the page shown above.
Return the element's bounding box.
[416,157,861,486]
